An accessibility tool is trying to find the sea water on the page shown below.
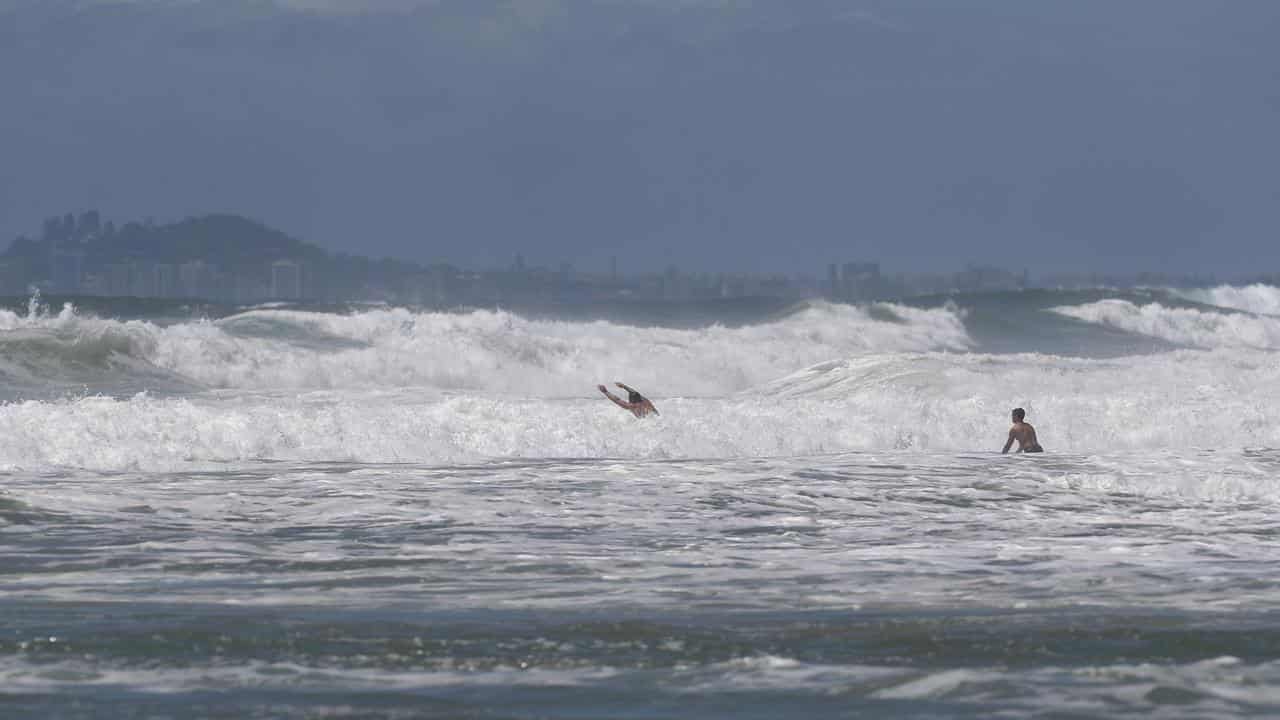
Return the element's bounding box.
[3,287,1280,718]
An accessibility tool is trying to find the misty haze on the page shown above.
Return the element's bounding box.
[3,0,1278,276]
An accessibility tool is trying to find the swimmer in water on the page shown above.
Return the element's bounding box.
[1002,407,1043,453]
[598,382,659,418]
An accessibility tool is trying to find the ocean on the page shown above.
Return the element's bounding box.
[3,286,1280,719]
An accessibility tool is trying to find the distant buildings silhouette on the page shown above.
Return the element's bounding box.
[1,211,1228,307]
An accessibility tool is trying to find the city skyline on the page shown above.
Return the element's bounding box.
[2,209,1243,306]
[2,1,1278,276]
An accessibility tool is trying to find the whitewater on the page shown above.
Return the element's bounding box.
[4,286,1280,718]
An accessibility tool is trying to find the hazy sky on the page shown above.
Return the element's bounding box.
[2,0,1278,275]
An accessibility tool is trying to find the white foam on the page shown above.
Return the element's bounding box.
[2,348,1280,475]
[1051,299,1280,349]
[0,657,622,694]
[872,668,991,699]
[1176,283,1280,316]
[4,653,1278,711]
[4,297,1280,477]
[0,299,969,397]
[149,302,972,394]
[0,300,180,395]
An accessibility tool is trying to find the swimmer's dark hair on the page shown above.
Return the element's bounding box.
[628,391,643,404]
[1012,408,1026,421]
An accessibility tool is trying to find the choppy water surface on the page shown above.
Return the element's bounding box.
[4,287,1280,718]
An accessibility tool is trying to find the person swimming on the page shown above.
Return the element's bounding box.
[597,382,659,418]
[1002,407,1043,453]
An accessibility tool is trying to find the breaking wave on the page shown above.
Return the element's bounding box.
[1175,283,1280,316]
[1050,299,1280,350]
[4,286,1280,471]
[0,299,193,398]
[10,284,1280,402]
[1,300,973,397]
[2,348,1278,472]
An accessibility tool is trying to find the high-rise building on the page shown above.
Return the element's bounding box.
[841,262,882,301]
[271,260,302,299]
[0,262,23,295]
[179,260,216,299]
[130,261,158,297]
[237,274,271,303]
[155,264,177,298]
[50,250,84,293]
[106,264,131,296]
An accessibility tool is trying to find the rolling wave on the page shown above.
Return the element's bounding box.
[0,301,195,399]
[0,300,974,397]
[1051,299,1280,349]
[1174,283,1280,316]
[3,286,1280,472]
[2,347,1278,472]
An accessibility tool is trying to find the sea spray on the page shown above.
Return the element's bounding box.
[1175,283,1280,316]
[0,299,965,398]
[1051,299,1280,349]
[2,348,1278,471]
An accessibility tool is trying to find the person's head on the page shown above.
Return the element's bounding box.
[628,390,643,404]
[1011,408,1026,422]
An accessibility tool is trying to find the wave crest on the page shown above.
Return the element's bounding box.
[0,301,187,398]
[149,301,972,395]
[1175,283,1280,316]
[4,348,1279,471]
[1050,299,1280,350]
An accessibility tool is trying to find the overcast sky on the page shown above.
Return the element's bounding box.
[2,0,1278,275]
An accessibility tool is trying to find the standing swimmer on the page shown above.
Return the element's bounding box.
[1002,407,1043,453]
[598,382,659,418]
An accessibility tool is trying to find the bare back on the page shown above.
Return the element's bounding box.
[1007,421,1042,453]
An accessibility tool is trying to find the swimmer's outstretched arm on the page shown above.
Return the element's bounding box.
[1001,430,1015,454]
[598,384,633,410]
